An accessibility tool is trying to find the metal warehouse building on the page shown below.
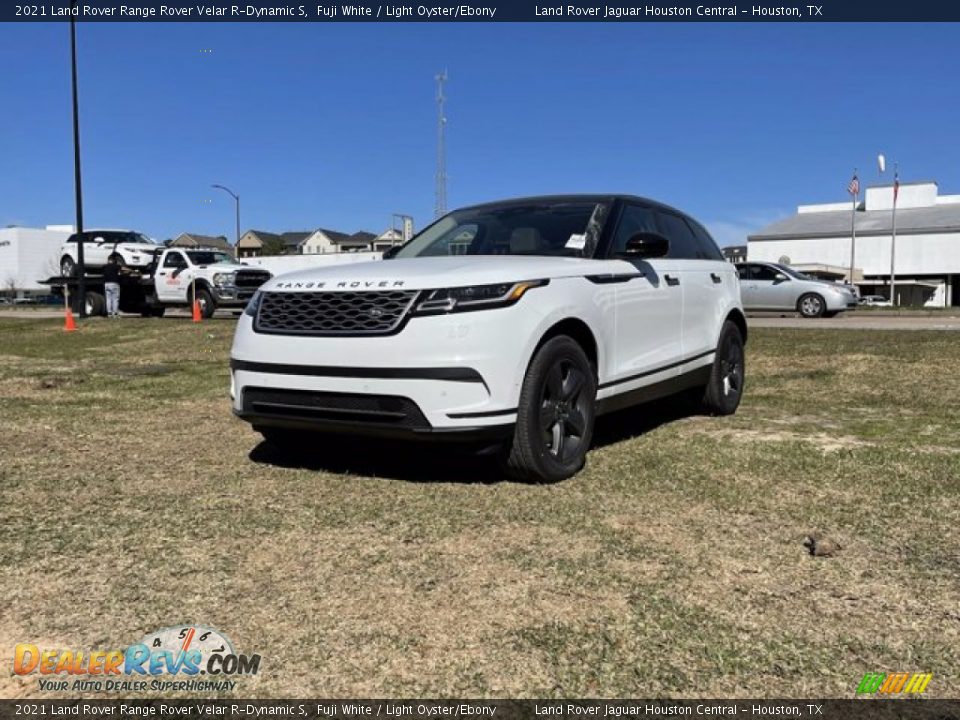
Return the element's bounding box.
[748,182,960,307]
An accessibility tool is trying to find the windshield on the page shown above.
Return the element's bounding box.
[187,251,232,265]
[393,202,609,259]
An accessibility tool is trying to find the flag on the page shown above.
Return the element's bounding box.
[847,174,860,196]
[893,170,900,204]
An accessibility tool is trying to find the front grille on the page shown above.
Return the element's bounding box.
[255,290,419,336]
[235,269,271,289]
[242,387,430,429]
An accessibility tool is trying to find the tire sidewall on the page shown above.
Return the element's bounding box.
[515,336,597,482]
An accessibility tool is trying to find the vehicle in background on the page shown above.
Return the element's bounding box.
[859,294,893,307]
[736,262,858,318]
[231,194,747,483]
[43,247,271,318]
[58,230,159,277]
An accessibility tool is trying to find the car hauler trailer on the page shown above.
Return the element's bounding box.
[41,247,271,317]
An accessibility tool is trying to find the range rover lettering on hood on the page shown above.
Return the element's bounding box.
[274,280,406,290]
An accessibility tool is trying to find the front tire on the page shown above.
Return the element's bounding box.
[60,256,76,278]
[196,288,216,319]
[503,336,597,483]
[798,293,826,318]
[701,320,745,416]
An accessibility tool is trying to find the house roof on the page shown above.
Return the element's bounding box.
[173,233,231,250]
[349,231,377,244]
[313,228,354,245]
[280,231,311,247]
[749,204,960,241]
[243,230,281,244]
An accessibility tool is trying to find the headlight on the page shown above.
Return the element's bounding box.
[213,272,237,286]
[414,280,548,315]
[244,290,263,317]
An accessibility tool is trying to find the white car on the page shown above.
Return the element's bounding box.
[230,195,747,482]
[59,230,159,277]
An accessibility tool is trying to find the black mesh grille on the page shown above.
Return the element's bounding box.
[255,290,418,336]
[242,387,430,429]
[235,269,271,288]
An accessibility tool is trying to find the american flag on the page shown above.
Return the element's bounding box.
[847,174,860,196]
[893,169,900,204]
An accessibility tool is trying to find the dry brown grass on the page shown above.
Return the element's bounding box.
[0,318,958,699]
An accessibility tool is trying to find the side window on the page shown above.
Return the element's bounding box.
[751,265,778,281]
[736,265,751,280]
[610,204,658,256]
[656,212,700,260]
[686,218,725,261]
[163,252,186,269]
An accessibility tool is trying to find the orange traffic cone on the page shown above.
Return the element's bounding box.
[192,300,202,323]
[64,307,77,332]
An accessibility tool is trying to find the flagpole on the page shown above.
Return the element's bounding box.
[849,169,858,285]
[890,164,898,306]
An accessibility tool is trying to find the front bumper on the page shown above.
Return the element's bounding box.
[213,285,258,305]
[229,304,545,434]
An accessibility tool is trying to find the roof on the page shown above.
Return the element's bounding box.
[750,204,960,241]
[349,231,377,244]
[243,230,281,244]
[313,228,354,245]
[174,233,230,250]
[280,231,311,247]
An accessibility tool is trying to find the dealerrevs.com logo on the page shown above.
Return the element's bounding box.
[13,625,261,693]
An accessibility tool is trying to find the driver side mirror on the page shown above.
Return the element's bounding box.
[774,272,788,282]
[93,236,105,244]
[618,232,669,259]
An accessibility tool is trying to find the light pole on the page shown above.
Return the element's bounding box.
[211,184,240,248]
[70,0,86,317]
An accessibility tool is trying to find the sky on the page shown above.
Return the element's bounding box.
[1,22,958,246]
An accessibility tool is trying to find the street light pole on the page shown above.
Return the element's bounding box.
[69,1,86,317]
[211,184,240,249]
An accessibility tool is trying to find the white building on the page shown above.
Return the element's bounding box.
[748,182,960,307]
[0,226,73,297]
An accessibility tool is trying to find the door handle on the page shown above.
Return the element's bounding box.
[158,272,166,276]
[664,274,680,286]
[711,273,722,284]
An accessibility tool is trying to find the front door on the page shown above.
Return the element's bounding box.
[606,203,684,387]
[154,251,193,302]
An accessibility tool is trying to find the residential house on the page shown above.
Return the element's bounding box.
[236,230,281,258]
[171,233,233,256]
[302,228,375,254]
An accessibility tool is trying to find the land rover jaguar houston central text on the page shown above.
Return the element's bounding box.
[230,195,747,482]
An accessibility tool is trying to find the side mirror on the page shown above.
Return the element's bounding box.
[618,232,669,259]
[382,245,401,259]
[774,272,788,282]
[93,236,105,244]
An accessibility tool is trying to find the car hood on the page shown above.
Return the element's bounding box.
[114,243,159,253]
[196,263,261,273]
[262,255,623,292]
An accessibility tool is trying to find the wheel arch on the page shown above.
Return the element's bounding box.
[724,307,748,345]
[531,317,599,375]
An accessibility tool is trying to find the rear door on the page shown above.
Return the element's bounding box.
[606,203,684,385]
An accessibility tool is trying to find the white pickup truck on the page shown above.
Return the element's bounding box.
[45,247,272,318]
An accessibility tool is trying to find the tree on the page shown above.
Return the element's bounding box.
[260,236,287,256]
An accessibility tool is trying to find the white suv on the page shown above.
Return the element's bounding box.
[59,229,158,276]
[230,195,746,482]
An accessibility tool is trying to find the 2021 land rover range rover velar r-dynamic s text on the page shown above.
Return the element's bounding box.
[230,195,747,482]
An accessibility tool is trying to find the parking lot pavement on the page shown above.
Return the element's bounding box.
[748,313,960,330]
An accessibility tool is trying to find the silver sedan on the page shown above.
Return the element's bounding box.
[736,262,859,318]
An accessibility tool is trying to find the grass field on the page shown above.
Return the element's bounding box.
[1,317,958,699]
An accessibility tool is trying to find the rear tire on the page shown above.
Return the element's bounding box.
[502,335,596,483]
[701,320,745,416]
[84,291,105,317]
[798,293,826,318]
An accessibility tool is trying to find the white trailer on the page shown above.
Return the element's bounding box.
[0,227,72,298]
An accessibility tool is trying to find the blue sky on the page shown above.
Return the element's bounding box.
[1,22,957,245]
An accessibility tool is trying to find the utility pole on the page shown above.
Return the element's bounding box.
[848,168,858,286]
[211,184,240,248]
[435,70,448,218]
[69,1,86,317]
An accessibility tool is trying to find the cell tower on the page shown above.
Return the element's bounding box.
[435,70,448,218]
